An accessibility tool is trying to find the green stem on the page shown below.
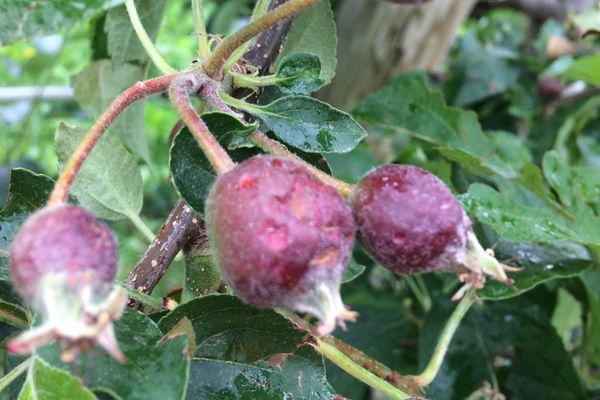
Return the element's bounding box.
[316,338,412,400]
[231,71,279,89]
[125,0,177,75]
[413,294,475,387]
[118,283,164,311]
[0,358,31,392]
[203,0,318,79]
[192,0,211,58]
[128,212,156,243]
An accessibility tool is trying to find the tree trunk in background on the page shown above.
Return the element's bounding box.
[318,0,476,110]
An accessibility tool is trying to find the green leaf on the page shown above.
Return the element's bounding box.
[55,123,144,222]
[248,96,367,153]
[274,53,325,95]
[0,1,104,46]
[342,258,366,284]
[353,74,529,178]
[560,55,600,87]
[187,345,335,400]
[71,60,150,164]
[37,309,190,400]
[169,114,258,214]
[421,293,587,400]
[0,296,28,329]
[170,128,215,216]
[201,111,258,149]
[105,0,167,65]
[478,241,596,301]
[158,294,336,399]
[279,0,337,83]
[19,357,96,400]
[0,169,53,280]
[446,29,520,106]
[461,183,600,244]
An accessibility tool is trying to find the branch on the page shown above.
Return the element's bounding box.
[202,0,318,79]
[169,71,235,174]
[124,200,206,309]
[48,74,176,205]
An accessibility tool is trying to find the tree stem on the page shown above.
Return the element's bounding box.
[316,338,412,400]
[168,72,235,174]
[0,358,31,392]
[202,0,318,79]
[413,294,475,387]
[125,0,177,75]
[48,74,176,205]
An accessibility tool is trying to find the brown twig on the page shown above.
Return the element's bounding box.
[124,1,294,305]
[202,0,318,79]
[124,200,206,309]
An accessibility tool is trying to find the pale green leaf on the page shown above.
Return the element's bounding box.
[71,60,150,164]
[55,123,143,221]
[279,0,337,83]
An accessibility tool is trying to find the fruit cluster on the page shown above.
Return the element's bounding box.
[205,156,512,334]
[8,155,512,359]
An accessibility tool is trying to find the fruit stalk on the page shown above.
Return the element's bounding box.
[168,71,235,174]
[202,0,318,79]
[316,338,412,400]
[413,293,475,386]
[48,74,176,205]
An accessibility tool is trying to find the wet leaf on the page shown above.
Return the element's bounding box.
[274,53,325,95]
[158,294,336,399]
[249,96,367,153]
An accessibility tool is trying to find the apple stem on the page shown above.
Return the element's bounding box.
[202,0,318,79]
[316,338,413,400]
[412,293,475,387]
[48,74,177,206]
[168,71,235,174]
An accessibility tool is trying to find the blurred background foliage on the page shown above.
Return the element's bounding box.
[1,0,600,399]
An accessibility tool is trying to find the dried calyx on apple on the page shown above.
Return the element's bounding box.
[206,155,357,335]
[351,164,519,299]
[8,205,127,362]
